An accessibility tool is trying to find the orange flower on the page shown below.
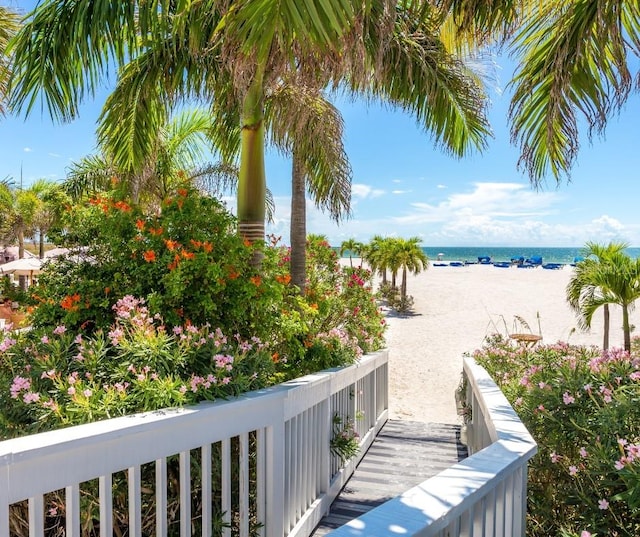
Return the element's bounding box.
[228,267,239,280]
[310,303,318,310]
[168,254,181,271]
[176,199,184,209]
[114,200,131,212]
[202,241,213,253]
[190,239,202,248]
[143,250,156,263]
[60,293,81,311]
[250,275,261,287]
[177,188,188,197]
[164,239,179,251]
[276,274,291,285]
[243,238,252,247]
[104,287,111,295]
[149,227,164,236]
[136,219,145,231]
[271,352,280,363]
[181,251,195,260]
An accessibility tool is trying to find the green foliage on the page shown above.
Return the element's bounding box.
[473,336,640,537]
[30,188,287,341]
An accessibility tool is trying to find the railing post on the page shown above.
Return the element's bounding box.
[266,419,286,537]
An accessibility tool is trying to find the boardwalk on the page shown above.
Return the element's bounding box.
[312,420,467,536]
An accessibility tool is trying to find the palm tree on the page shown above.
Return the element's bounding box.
[8,1,362,245]
[567,242,640,351]
[362,235,391,286]
[27,179,69,259]
[0,6,19,115]
[0,181,39,259]
[9,1,493,248]
[340,239,364,268]
[394,238,429,299]
[67,108,240,206]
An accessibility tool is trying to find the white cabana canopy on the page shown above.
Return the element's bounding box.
[0,257,44,277]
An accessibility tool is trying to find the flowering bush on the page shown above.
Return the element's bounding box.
[0,296,275,437]
[472,335,640,537]
[330,412,361,462]
[269,236,386,378]
[30,188,288,340]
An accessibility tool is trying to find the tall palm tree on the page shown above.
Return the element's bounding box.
[0,6,19,115]
[8,0,361,246]
[567,242,639,351]
[9,1,493,243]
[340,238,364,268]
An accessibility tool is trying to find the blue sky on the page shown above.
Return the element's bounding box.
[2,0,640,247]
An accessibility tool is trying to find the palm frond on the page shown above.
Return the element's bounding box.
[509,2,637,184]
[266,83,352,221]
[0,6,20,115]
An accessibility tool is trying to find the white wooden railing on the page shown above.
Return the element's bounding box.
[326,357,538,537]
[0,350,389,537]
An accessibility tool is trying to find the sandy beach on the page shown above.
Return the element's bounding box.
[380,263,640,425]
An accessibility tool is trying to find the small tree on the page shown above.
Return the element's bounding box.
[567,241,628,350]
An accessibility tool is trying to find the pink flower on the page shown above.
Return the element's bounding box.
[40,335,50,344]
[630,371,640,381]
[579,447,588,459]
[568,465,578,476]
[562,392,575,405]
[550,451,560,463]
[53,325,66,335]
[67,386,76,395]
[598,498,609,510]
[10,376,31,399]
[581,532,592,537]
[83,389,92,397]
[23,391,40,404]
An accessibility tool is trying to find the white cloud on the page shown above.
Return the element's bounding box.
[392,190,412,195]
[48,152,61,158]
[23,147,32,153]
[436,184,447,189]
[392,179,402,184]
[351,183,385,199]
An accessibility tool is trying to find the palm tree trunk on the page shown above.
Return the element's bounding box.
[603,304,610,350]
[391,271,397,289]
[39,230,45,259]
[622,304,631,352]
[18,228,24,259]
[290,152,306,293]
[401,267,407,298]
[17,228,26,290]
[237,75,266,256]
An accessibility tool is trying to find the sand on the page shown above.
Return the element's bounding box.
[377,263,640,425]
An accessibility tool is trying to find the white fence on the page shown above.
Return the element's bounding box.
[326,357,538,537]
[0,350,389,537]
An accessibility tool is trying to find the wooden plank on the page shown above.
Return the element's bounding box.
[312,420,467,536]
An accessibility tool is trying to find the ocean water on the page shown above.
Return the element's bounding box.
[421,247,640,265]
[339,246,640,265]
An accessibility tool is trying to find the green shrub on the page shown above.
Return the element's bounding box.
[30,188,287,340]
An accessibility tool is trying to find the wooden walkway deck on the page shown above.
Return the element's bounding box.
[312,420,468,536]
